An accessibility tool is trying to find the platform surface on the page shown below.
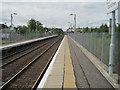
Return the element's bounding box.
[1,35,57,50]
[37,35,76,88]
[68,36,114,88]
[37,35,116,89]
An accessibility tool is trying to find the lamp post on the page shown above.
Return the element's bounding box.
[118,1,120,24]
[70,13,76,31]
[68,22,72,32]
[10,13,17,30]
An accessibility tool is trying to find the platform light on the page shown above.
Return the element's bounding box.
[70,13,76,31]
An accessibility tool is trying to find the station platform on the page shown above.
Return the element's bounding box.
[38,35,76,88]
[38,35,118,89]
[1,35,57,50]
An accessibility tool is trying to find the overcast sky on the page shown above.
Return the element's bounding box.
[1,1,113,31]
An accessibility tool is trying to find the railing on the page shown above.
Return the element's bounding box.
[1,30,53,45]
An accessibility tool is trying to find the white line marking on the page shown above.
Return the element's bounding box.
[37,36,65,89]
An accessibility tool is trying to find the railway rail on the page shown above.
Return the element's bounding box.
[1,35,63,89]
[1,37,58,67]
[2,36,57,60]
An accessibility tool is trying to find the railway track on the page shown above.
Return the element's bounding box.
[1,37,57,67]
[2,37,57,66]
[2,42,37,58]
[1,36,60,83]
[1,36,63,89]
[2,36,57,58]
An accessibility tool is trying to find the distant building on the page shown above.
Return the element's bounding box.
[0,28,15,39]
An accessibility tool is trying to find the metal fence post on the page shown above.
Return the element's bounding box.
[101,33,105,63]
[109,11,116,75]
[90,33,92,53]
[94,33,96,55]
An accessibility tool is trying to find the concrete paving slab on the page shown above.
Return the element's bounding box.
[55,58,64,64]
[44,84,62,88]
[45,75,63,83]
[52,63,64,68]
[50,67,64,76]
[42,36,66,88]
[43,73,63,88]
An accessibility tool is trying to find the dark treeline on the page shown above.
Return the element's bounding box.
[76,24,120,33]
[0,24,8,29]
[1,18,63,35]
[16,18,63,35]
[16,18,45,34]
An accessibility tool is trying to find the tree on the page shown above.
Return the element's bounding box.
[28,18,36,30]
[17,25,28,34]
[0,24,8,29]
[76,27,82,33]
[44,27,50,32]
[49,28,63,35]
[36,21,43,31]
[82,27,89,33]
[99,24,108,32]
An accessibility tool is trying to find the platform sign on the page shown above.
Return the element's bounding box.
[107,0,118,13]
[118,1,120,24]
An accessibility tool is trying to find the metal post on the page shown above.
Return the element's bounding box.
[11,14,13,28]
[90,33,92,53]
[109,18,112,35]
[70,13,76,32]
[101,33,105,63]
[118,1,120,24]
[74,14,76,31]
[109,11,116,75]
[10,13,17,30]
[94,33,97,55]
[36,22,37,31]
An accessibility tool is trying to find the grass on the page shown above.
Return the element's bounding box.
[1,40,12,45]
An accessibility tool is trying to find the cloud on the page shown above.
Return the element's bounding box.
[2,0,106,2]
[1,2,109,30]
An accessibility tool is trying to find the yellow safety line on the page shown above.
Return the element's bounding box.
[63,36,76,88]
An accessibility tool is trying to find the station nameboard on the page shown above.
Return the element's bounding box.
[107,0,118,13]
[118,1,120,24]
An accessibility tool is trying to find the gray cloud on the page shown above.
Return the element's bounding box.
[2,0,106,2]
[1,2,109,30]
